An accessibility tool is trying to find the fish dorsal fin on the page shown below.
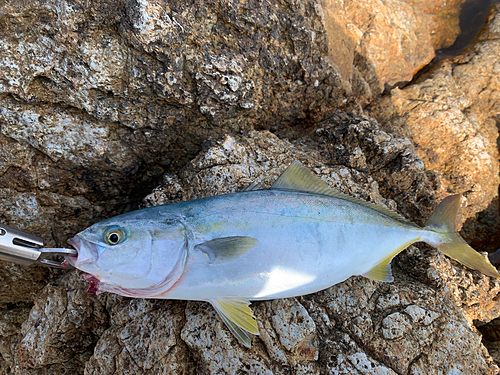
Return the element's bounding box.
[271,161,333,194]
[210,297,259,348]
[240,181,263,192]
[272,161,416,226]
[195,236,258,263]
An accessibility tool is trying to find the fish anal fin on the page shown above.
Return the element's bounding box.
[272,161,417,227]
[363,237,420,282]
[210,298,259,348]
[363,260,393,282]
[195,236,258,263]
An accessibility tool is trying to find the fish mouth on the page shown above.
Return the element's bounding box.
[66,235,100,266]
[65,237,79,259]
[67,236,103,295]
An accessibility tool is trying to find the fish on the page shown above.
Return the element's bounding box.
[62,161,500,348]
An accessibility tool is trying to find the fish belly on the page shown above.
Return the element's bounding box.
[163,190,423,301]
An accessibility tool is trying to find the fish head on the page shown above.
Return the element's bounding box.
[66,216,189,296]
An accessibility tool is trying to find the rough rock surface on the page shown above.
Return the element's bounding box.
[0,0,481,308]
[0,0,346,308]
[10,127,500,374]
[320,0,434,100]
[6,272,109,375]
[319,0,471,101]
[372,3,500,251]
[1,0,500,374]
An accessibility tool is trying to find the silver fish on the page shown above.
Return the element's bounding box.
[62,162,500,347]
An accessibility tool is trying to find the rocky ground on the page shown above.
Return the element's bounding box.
[1,0,500,374]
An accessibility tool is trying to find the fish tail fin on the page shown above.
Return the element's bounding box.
[424,195,500,278]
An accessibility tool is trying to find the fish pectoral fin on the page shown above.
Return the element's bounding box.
[210,298,260,348]
[363,259,394,282]
[195,236,258,263]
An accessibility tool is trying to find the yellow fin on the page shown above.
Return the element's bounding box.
[210,298,259,348]
[195,236,258,263]
[439,233,500,278]
[363,259,394,282]
[272,161,418,227]
[363,237,419,282]
[425,195,500,278]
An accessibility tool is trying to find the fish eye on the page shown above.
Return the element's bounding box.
[104,227,126,246]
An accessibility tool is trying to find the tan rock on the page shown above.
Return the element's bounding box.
[405,0,468,49]
[318,0,471,99]
[320,0,434,99]
[372,3,500,247]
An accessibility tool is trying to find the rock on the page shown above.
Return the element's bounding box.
[2,0,500,373]
[0,264,57,306]
[0,304,31,374]
[372,2,500,250]
[85,298,191,375]
[318,0,471,100]
[0,0,346,308]
[410,0,468,49]
[0,0,480,309]
[10,272,108,375]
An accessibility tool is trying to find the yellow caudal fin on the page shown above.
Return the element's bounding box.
[425,195,500,278]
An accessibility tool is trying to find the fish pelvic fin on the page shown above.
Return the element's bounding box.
[210,297,260,348]
[425,195,500,278]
